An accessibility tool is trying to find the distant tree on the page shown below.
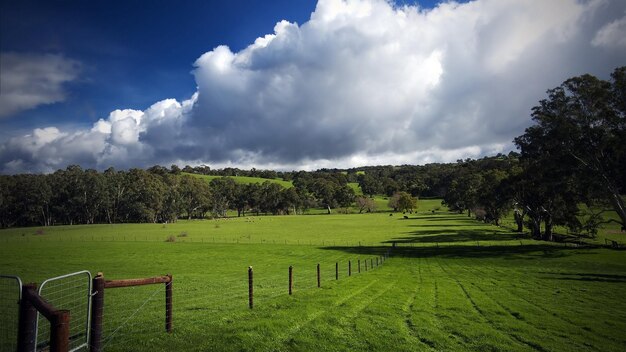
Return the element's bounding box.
[0,176,17,228]
[476,169,513,226]
[396,192,418,213]
[357,174,381,196]
[170,164,181,175]
[388,193,400,212]
[355,196,377,213]
[209,177,237,217]
[121,169,167,223]
[102,167,126,224]
[281,187,302,215]
[258,181,283,215]
[179,175,211,219]
[443,166,482,216]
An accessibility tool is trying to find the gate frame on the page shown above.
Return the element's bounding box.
[36,270,93,352]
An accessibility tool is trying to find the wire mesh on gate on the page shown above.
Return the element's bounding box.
[100,282,169,351]
[36,271,92,352]
[0,275,22,352]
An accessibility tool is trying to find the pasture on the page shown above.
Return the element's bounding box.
[1,211,625,351]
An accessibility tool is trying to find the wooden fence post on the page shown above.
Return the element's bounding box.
[165,274,173,333]
[348,261,352,277]
[335,262,339,280]
[17,283,37,352]
[90,273,105,352]
[49,310,70,352]
[317,264,320,288]
[358,260,361,273]
[365,259,368,271]
[288,266,294,295]
[376,257,379,267]
[248,267,253,309]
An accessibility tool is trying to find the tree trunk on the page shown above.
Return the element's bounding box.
[327,205,332,214]
[467,209,471,217]
[609,191,626,228]
[529,215,541,239]
[514,210,524,232]
[543,215,553,242]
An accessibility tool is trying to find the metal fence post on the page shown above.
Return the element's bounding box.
[358,260,361,273]
[348,261,352,277]
[335,262,338,280]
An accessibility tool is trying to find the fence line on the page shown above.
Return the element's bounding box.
[3,250,391,351]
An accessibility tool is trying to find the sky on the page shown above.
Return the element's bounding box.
[1,0,625,174]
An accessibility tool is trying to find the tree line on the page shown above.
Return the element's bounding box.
[0,165,362,227]
[1,67,624,242]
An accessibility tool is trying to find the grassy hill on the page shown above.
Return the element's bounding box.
[1,211,625,351]
[183,172,294,188]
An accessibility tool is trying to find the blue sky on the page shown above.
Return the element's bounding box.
[1,0,625,173]
[1,1,318,130]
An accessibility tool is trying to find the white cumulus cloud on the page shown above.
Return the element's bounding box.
[1,0,626,173]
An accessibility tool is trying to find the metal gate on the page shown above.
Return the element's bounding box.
[36,271,92,352]
[0,275,22,352]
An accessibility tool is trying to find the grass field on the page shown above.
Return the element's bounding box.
[1,209,625,351]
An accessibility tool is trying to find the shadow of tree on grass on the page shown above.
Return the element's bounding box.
[388,229,527,244]
[320,243,585,260]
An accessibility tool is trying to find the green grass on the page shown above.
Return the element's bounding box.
[1,210,625,351]
[183,173,293,188]
[347,182,363,195]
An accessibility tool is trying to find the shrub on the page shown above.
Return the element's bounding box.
[165,235,176,242]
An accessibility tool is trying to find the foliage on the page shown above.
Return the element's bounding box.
[514,66,626,236]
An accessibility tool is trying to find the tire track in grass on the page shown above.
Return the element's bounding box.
[276,278,381,345]
[463,262,624,346]
[401,257,437,351]
[435,259,547,352]
[489,266,609,307]
[325,261,434,351]
[446,261,604,352]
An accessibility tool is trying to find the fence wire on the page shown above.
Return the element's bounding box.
[37,271,91,352]
[100,282,169,352]
[0,275,22,352]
